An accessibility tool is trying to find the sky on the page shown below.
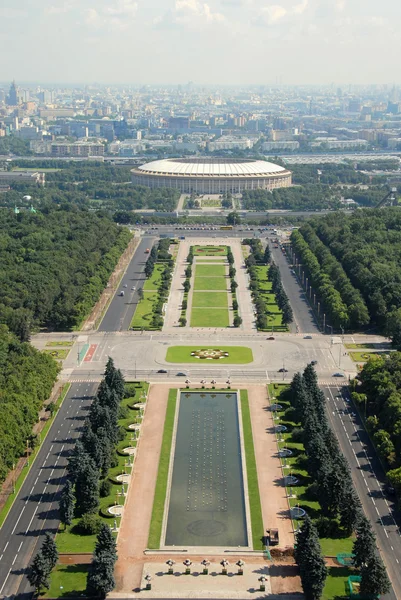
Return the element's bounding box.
[0,0,399,85]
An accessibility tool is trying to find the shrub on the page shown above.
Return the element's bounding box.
[182,299,187,310]
[99,479,112,498]
[110,451,119,468]
[118,405,129,420]
[233,316,242,327]
[179,317,187,326]
[75,513,103,535]
[124,384,136,399]
[232,299,238,311]
[290,427,304,443]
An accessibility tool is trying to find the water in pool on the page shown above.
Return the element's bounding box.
[164,391,248,547]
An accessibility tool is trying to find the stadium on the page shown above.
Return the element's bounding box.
[130,157,292,193]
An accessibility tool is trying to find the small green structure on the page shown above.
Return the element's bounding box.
[337,553,355,566]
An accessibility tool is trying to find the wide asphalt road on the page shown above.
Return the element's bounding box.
[0,382,97,599]
[98,235,156,332]
[323,383,401,600]
[268,239,320,334]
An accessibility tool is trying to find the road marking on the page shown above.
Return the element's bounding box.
[384,529,389,538]
[30,486,35,495]
[11,553,18,565]
[0,568,11,595]
[11,506,25,534]
[2,542,9,554]
[34,476,39,484]
[17,541,23,552]
[26,505,39,532]
[375,506,380,515]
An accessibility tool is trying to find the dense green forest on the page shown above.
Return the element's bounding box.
[1,162,180,212]
[0,207,131,337]
[0,325,60,482]
[355,353,401,495]
[0,136,31,156]
[241,184,342,211]
[290,208,401,337]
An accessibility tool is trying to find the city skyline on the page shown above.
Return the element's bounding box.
[0,0,399,85]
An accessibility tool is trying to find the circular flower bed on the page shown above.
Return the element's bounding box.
[190,349,229,360]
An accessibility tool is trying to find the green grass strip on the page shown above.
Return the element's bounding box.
[0,383,70,529]
[147,389,177,549]
[240,390,264,550]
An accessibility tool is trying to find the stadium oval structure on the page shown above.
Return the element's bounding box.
[131,157,292,194]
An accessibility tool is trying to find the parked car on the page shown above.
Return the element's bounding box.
[333,372,345,377]
[157,369,167,374]
[278,368,288,373]
[304,335,312,339]
[311,360,317,365]
[267,336,275,341]
[176,372,187,377]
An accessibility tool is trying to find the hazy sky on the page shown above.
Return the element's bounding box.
[0,0,399,85]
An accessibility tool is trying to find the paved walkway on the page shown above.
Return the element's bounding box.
[163,241,187,330]
[247,386,294,549]
[176,194,188,211]
[230,241,256,333]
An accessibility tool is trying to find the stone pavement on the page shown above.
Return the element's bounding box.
[128,561,271,598]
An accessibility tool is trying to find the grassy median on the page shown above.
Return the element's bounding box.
[165,345,253,364]
[240,390,264,550]
[147,389,177,549]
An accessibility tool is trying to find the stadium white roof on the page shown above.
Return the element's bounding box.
[137,158,287,176]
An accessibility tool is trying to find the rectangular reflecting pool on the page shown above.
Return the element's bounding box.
[164,391,248,547]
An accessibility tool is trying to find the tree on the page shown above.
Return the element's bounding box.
[233,316,242,327]
[137,287,144,302]
[74,452,100,517]
[282,303,293,325]
[264,244,271,264]
[41,532,58,572]
[183,279,190,293]
[87,553,116,598]
[94,524,117,560]
[360,552,391,597]
[352,515,376,569]
[295,515,327,600]
[226,212,240,225]
[339,487,362,535]
[28,551,50,595]
[59,480,74,529]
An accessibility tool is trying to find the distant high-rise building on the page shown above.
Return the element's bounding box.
[6,81,19,106]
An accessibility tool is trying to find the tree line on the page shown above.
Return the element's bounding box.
[354,352,401,485]
[293,209,401,341]
[50,358,124,596]
[0,207,131,339]
[243,238,293,328]
[289,365,390,599]
[291,224,370,330]
[140,239,174,329]
[0,325,60,483]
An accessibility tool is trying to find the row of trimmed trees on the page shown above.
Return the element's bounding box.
[290,366,390,599]
[243,238,293,328]
[142,239,174,329]
[28,358,124,597]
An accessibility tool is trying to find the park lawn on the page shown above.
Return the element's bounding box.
[195,264,227,277]
[267,383,354,556]
[192,291,228,308]
[193,245,227,256]
[240,390,264,550]
[43,348,70,359]
[194,276,228,291]
[130,292,158,329]
[143,263,165,292]
[322,567,353,600]
[190,308,229,327]
[201,198,221,207]
[56,519,98,553]
[45,564,89,598]
[165,346,253,364]
[148,389,177,549]
[46,341,74,347]
[349,351,378,362]
[345,343,376,349]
